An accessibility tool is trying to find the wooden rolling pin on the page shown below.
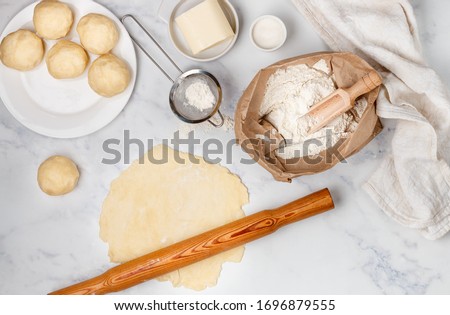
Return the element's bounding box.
[49,189,334,295]
[306,70,382,135]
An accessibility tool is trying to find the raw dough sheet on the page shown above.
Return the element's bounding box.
[100,144,249,290]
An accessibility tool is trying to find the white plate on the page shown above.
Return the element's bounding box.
[0,0,137,138]
[160,0,239,62]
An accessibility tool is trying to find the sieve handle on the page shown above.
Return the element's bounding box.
[121,14,182,83]
[208,110,225,128]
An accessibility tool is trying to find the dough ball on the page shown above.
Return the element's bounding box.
[77,13,119,55]
[38,155,79,196]
[0,29,44,71]
[88,54,130,97]
[46,40,89,79]
[33,0,74,40]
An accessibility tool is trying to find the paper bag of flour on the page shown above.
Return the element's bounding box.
[235,52,382,182]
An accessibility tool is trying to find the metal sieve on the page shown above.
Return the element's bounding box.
[121,15,224,127]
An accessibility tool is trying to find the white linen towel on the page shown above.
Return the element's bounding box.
[291,0,450,239]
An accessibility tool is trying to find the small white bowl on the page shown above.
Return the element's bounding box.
[250,15,287,52]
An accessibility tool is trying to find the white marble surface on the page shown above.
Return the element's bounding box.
[1,0,450,295]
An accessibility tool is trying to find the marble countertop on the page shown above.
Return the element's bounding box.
[1,0,450,295]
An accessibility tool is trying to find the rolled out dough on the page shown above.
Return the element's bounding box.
[100,145,249,290]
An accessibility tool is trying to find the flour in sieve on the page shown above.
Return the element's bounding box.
[260,59,367,158]
[185,79,216,112]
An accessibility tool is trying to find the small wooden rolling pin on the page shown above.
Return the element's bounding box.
[306,70,383,135]
[49,189,334,295]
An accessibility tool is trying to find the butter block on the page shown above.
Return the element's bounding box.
[175,0,235,55]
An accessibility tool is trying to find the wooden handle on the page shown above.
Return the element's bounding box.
[306,89,352,134]
[345,70,382,101]
[49,189,334,295]
[306,70,382,134]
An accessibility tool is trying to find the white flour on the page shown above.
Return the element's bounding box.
[177,114,235,138]
[185,79,216,112]
[259,59,367,158]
